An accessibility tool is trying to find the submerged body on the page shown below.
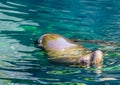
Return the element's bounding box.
[35,34,103,68]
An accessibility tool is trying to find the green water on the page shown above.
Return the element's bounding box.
[0,0,120,85]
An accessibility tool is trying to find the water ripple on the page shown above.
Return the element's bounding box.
[0,0,120,84]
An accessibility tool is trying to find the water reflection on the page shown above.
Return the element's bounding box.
[0,0,120,84]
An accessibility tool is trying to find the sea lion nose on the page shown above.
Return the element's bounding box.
[34,38,43,47]
[34,40,39,45]
[34,40,42,48]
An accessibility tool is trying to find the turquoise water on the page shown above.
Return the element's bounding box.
[0,0,120,84]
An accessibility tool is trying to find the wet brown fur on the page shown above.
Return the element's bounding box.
[39,34,93,65]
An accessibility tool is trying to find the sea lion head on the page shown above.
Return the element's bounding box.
[35,33,76,51]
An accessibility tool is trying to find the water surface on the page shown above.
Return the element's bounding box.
[0,0,120,85]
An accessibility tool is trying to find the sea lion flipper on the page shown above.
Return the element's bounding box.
[71,39,117,46]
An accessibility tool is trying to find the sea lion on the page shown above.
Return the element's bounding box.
[35,33,103,68]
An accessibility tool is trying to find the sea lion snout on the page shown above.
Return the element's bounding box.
[34,34,49,47]
[34,40,40,45]
[34,39,43,47]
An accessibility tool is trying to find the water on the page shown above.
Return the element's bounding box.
[0,0,120,85]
